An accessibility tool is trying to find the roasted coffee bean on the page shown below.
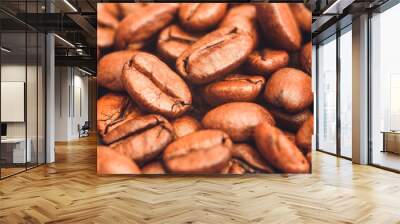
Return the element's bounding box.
[202,102,275,142]
[97,93,141,137]
[232,144,273,173]
[221,159,248,174]
[176,26,255,84]
[115,3,179,50]
[268,106,312,132]
[163,130,232,173]
[122,52,192,118]
[98,50,137,91]
[157,25,202,63]
[98,4,119,29]
[142,161,166,174]
[171,115,202,139]
[246,49,289,76]
[299,42,312,75]
[283,131,296,144]
[98,27,115,50]
[179,3,228,32]
[264,68,313,113]
[296,115,313,153]
[289,3,312,33]
[202,74,265,106]
[254,122,310,173]
[306,152,312,164]
[256,3,302,51]
[118,3,148,17]
[97,146,141,174]
[103,115,174,164]
[220,4,259,47]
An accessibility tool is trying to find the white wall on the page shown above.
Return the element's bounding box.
[54,67,89,141]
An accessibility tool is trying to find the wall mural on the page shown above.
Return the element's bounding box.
[97,2,313,175]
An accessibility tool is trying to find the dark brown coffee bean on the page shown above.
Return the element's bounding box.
[98,50,137,91]
[202,74,265,106]
[264,68,313,113]
[163,130,232,173]
[104,115,174,164]
[299,42,312,75]
[232,144,273,173]
[142,161,166,174]
[97,146,141,174]
[256,3,302,51]
[179,3,228,31]
[246,49,289,76]
[157,25,202,63]
[98,4,119,29]
[176,26,255,84]
[283,131,296,144]
[268,106,312,132]
[202,102,275,142]
[171,115,202,139]
[115,3,179,50]
[296,115,313,153]
[97,93,141,137]
[97,27,115,49]
[289,3,312,33]
[221,159,249,174]
[122,52,192,118]
[254,122,310,173]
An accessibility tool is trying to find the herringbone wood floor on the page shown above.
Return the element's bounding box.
[0,135,399,224]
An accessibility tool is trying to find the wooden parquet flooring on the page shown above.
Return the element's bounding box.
[1,135,400,224]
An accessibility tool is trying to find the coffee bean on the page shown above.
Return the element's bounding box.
[171,115,202,139]
[289,3,312,33]
[142,161,166,174]
[97,146,141,174]
[296,115,313,153]
[97,92,141,137]
[157,25,202,64]
[256,3,302,51]
[98,50,137,91]
[299,42,312,75]
[264,68,313,113]
[268,106,312,132]
[283,131,296,144]
[122,52,192,118]
[202,102,275,142]
[232,144,273,173]
[176,26,255,84]
[221,159,248,174]
[115,3,179,50]
[98,4,119,29]
[163,130,232,173]
[179,3,228,32]
[246,49,289,76]
[97,27,115,50]
[202,74,265,106]
[254,122,310,173]
[103,115,174,164]
[118,3,147,17]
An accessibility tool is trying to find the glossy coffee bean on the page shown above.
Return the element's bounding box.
[202,102,275,142]
[202,74,265,106]
[104,115,174,164]
[142,161,166,174]
[122,52,192,118]
[118,3,147,17]
[289,3,312,33]
[232,144,273,173]
[268,106,312,132]
[264,68,313,113]
[221,159,248,174]
[296,115,313,153]
[299,42,312,75]
[97,146,141,174]
[97,93,141,137]
[171,115,202,139]
[98,50,137,91]
[115,3,179,50]
[179,3,228,31]
[163,130,232,173]
[256,3,302,51]
[176,26,255,84]
[246,49,289,76]
[157,25,202,63]
[98,4,119,29]
[97,27,115,50]
[283,131,296,144]
[254,122,310,173]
